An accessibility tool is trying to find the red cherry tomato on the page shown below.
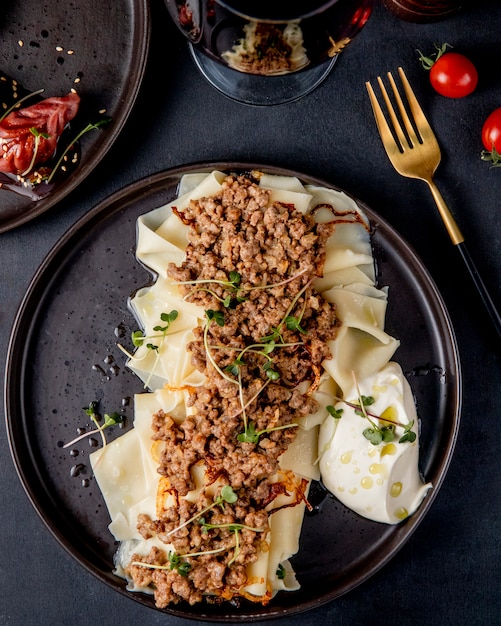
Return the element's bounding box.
[482,108,501,153]
[429,52,478,98]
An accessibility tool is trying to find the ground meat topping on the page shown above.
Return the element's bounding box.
[128,174,341,607]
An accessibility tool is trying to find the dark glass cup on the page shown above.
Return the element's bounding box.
[164,0,374,105]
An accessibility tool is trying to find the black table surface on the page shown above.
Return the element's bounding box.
[1,1,500,625]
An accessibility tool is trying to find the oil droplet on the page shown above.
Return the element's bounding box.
[369,463,388,478]
[353,467,360,474]
[349,487,358,495]
[376,478,384,486]
[337,486,345,493]
[361,476,373,489]
[381,443,397,457]
[394,507,408,520]
[390,481,402,497]
[341,450,352,464]
[380,405,398,423]
[368,448,377,457]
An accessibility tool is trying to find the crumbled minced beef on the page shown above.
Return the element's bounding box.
[128,174,340,606]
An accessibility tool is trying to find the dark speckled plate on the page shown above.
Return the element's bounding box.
[0,0,150,233]
[4,163,461,622]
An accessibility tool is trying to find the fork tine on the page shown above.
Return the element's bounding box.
[375,75,409,150]
[386,71,421,147]
[365,80,402,154]
[397,66,435,141]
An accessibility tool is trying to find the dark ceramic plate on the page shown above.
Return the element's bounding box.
[5,163,461,622]
[0,0,150,233]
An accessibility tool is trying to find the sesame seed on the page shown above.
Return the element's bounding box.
[18,40,24,47]
[67,50,75,55]
[73,77,81,84]
[56,46,63,52]
[99,108,107,114]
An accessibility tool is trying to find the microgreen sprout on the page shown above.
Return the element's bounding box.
[326,405,344,420]
[199,519,265,566]
[21,127,50,177]
[63,401,123,449]
[46,117,112,183]
[205,309,225,327]
[165,485,238,537]
[0,88,45,122]
[175,268,309,310]
[327,386,417,446]
[130,310,179,352]
[224,340,290,383]
[131,544,233,576]
[203,310,239,386]
[167,551,191,577]
[176,271,245,308]
[237,421,298,444]
[117,311,178,388]
[259,278,312,349]
[276,564,286,580]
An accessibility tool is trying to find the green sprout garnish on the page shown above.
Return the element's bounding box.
[199,518,265,566]
[168,551,192,577]
[328,375,417,446]
[353,393,416,445]
[130,310,179,351]
[63,401,123,449]
[175,269,309,310]
[46,117,112,184]
[326,405,344,420]
[0,88,45,122]
[176,271,245,308]
[117,311,179,388]
[21,127,50,177]
[165,485,238,538]
[205,309,225,327]
[131,543,235,575]
[285,315,307,334]
[237,421,298,444]
[276,564,286,580]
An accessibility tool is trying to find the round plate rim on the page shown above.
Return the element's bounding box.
[0,0,151,234]
[4,161,462,622]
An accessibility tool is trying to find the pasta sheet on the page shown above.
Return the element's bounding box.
[91,170,404,601]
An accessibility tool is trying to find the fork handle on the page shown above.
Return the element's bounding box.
[456,241,501,339]
[427,180,501,337]
[427,180,464,245]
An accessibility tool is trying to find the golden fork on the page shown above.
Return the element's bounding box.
[366,67,501,338]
